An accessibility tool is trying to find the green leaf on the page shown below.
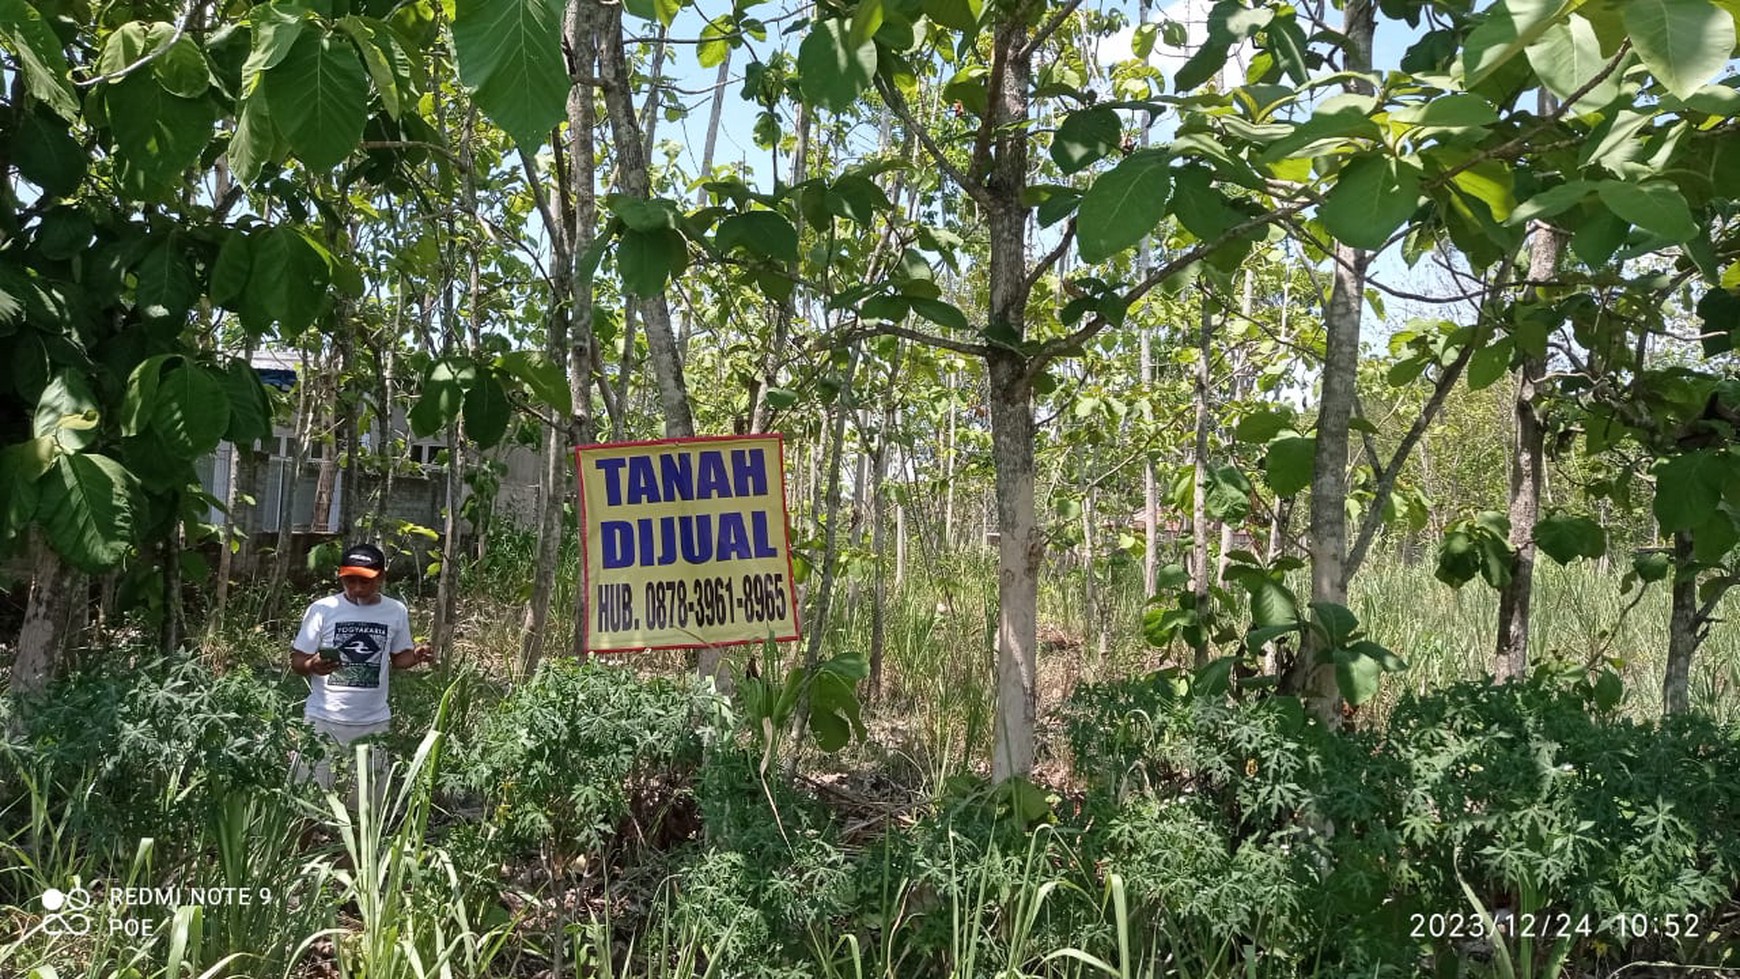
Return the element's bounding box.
[1466,337,1512,391]
[1596,180,1699,242]
[152,35,210,98]
[463,371,511,449]
[34,373,101,452]
[1534,512,1606,564]
[697,17,732,69]
[263,29,368,170]
[1591,669,1623,711]
[618,227,687,297]
[717,211,798,263]
[338,16,403,119]
[210,231,252,307]
[0,438,56,551]
[859,294,908,323]
[1247,578,1298,629]
[1204,465,1252,521]
[1077,150,1170,264]
[498,350,572,416]
[240,228,331,337]
[1624,0,1735,99]
[1506,180,1595,226]
[1235,406,1293,443]
[1389,93,1499,128]
[13,109,86,197]
[1436,528,1481,588]
[1050,107,1121,175]
[104,74,217,193]
[0,0,79,120]
[1696,288,1740,356]
[153,364,229,459]
[798,19,877,114]
[228,96,277,185]
[829,175,892,224]
[606,194,682,231]
[909,297,968,331]
[849,0,884,45]
[244,1,309,90]
[1463,0,1577,88]
[922,0,982,31]
[1310,601,1360,649]
[1319,155,1421,251]
[452,0,569,148]
[1654,451,1731,531]
[134,239,198,325]
[1633,549,1673,582]
[1264,435,1314,497]
[220,358,274,446]
[1332,646,1384,705]
[39,453,136,572]
[1526,14,1621,111]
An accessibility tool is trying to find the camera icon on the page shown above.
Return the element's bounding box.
[40,886,94,937]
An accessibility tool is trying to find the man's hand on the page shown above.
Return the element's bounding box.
[292,651,341,677]
[392,644,436,668]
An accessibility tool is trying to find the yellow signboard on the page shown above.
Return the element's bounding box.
[574,435,801,652]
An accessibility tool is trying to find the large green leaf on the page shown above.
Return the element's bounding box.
[152,35,210,98]
[133,239,198,324]
[152,364,230,459]
[463,371,511,449]
[1334,641,1405,705]
[338,16,404,119]
[922,0,982,31]
[221,358,274,446]
[1462,0,1579,88]
[1264,435,1314,497]
[13,109,86,197]
[240,228,331,337]
[39,453,136,572]
[1534,512,1606,564]
[716,211,798,263]
[497,350,572,416]
[798,19,877,114]
[263,29,369,170]
[0,437,57,551]
[33,373,101,452]
[1654,450,1732,531]
[909,297,968,331]
[228,95,278,185]
[1526,14,1622,111]
[1204,464,1252,521]
[1596,180,1699,242]
[452,0,569,149]
[243,1,309,91]
[0,0,78,120]
[1624,0,1734,99]
[1320,155,1421,251]
[104,74,217,193]
[1077,150,1170,264]
[1389,93,1499,129]
[1050,107,1121,175]
[618,227,687,297]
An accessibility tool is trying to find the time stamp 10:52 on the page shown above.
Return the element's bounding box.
[1411,911,1703,941]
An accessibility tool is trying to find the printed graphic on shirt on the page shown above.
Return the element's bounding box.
[329,621,388,689]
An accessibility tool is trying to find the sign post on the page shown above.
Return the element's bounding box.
[574,435,802,653]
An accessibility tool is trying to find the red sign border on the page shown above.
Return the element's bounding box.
[573,433,803,653]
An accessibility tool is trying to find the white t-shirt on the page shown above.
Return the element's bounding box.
[294,593,412,725]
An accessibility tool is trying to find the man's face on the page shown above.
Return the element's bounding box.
[340,574,382,604]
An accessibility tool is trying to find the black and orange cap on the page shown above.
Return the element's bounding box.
[338,542,386,579]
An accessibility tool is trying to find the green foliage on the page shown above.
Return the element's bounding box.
[451,0,569,149]
[445,660,724,860]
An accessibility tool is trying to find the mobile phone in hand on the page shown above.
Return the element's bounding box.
[318,646,341,663]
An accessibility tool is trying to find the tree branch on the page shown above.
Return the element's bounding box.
[1024,197,1312,380]
[1021,0,1085,60]
[852,319,991,358]
[876,76,994,208]
[1022,221,1076,296]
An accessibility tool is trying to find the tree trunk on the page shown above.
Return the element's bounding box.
[432,427,464,660]
[12,533,82,701]
[264,354,316,621]
[1494,207,1565,680]
[599,3,693,439]
[869,402,891,698]
[212,440,241,633]
[1664,531,1697,714]
[1285,0,1373,726]
[1191,295,1213,668]
[1142,325,1157,597]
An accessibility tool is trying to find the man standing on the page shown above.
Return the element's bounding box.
[290,542,435,800]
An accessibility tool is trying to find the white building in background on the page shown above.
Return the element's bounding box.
[195,352,542,540]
